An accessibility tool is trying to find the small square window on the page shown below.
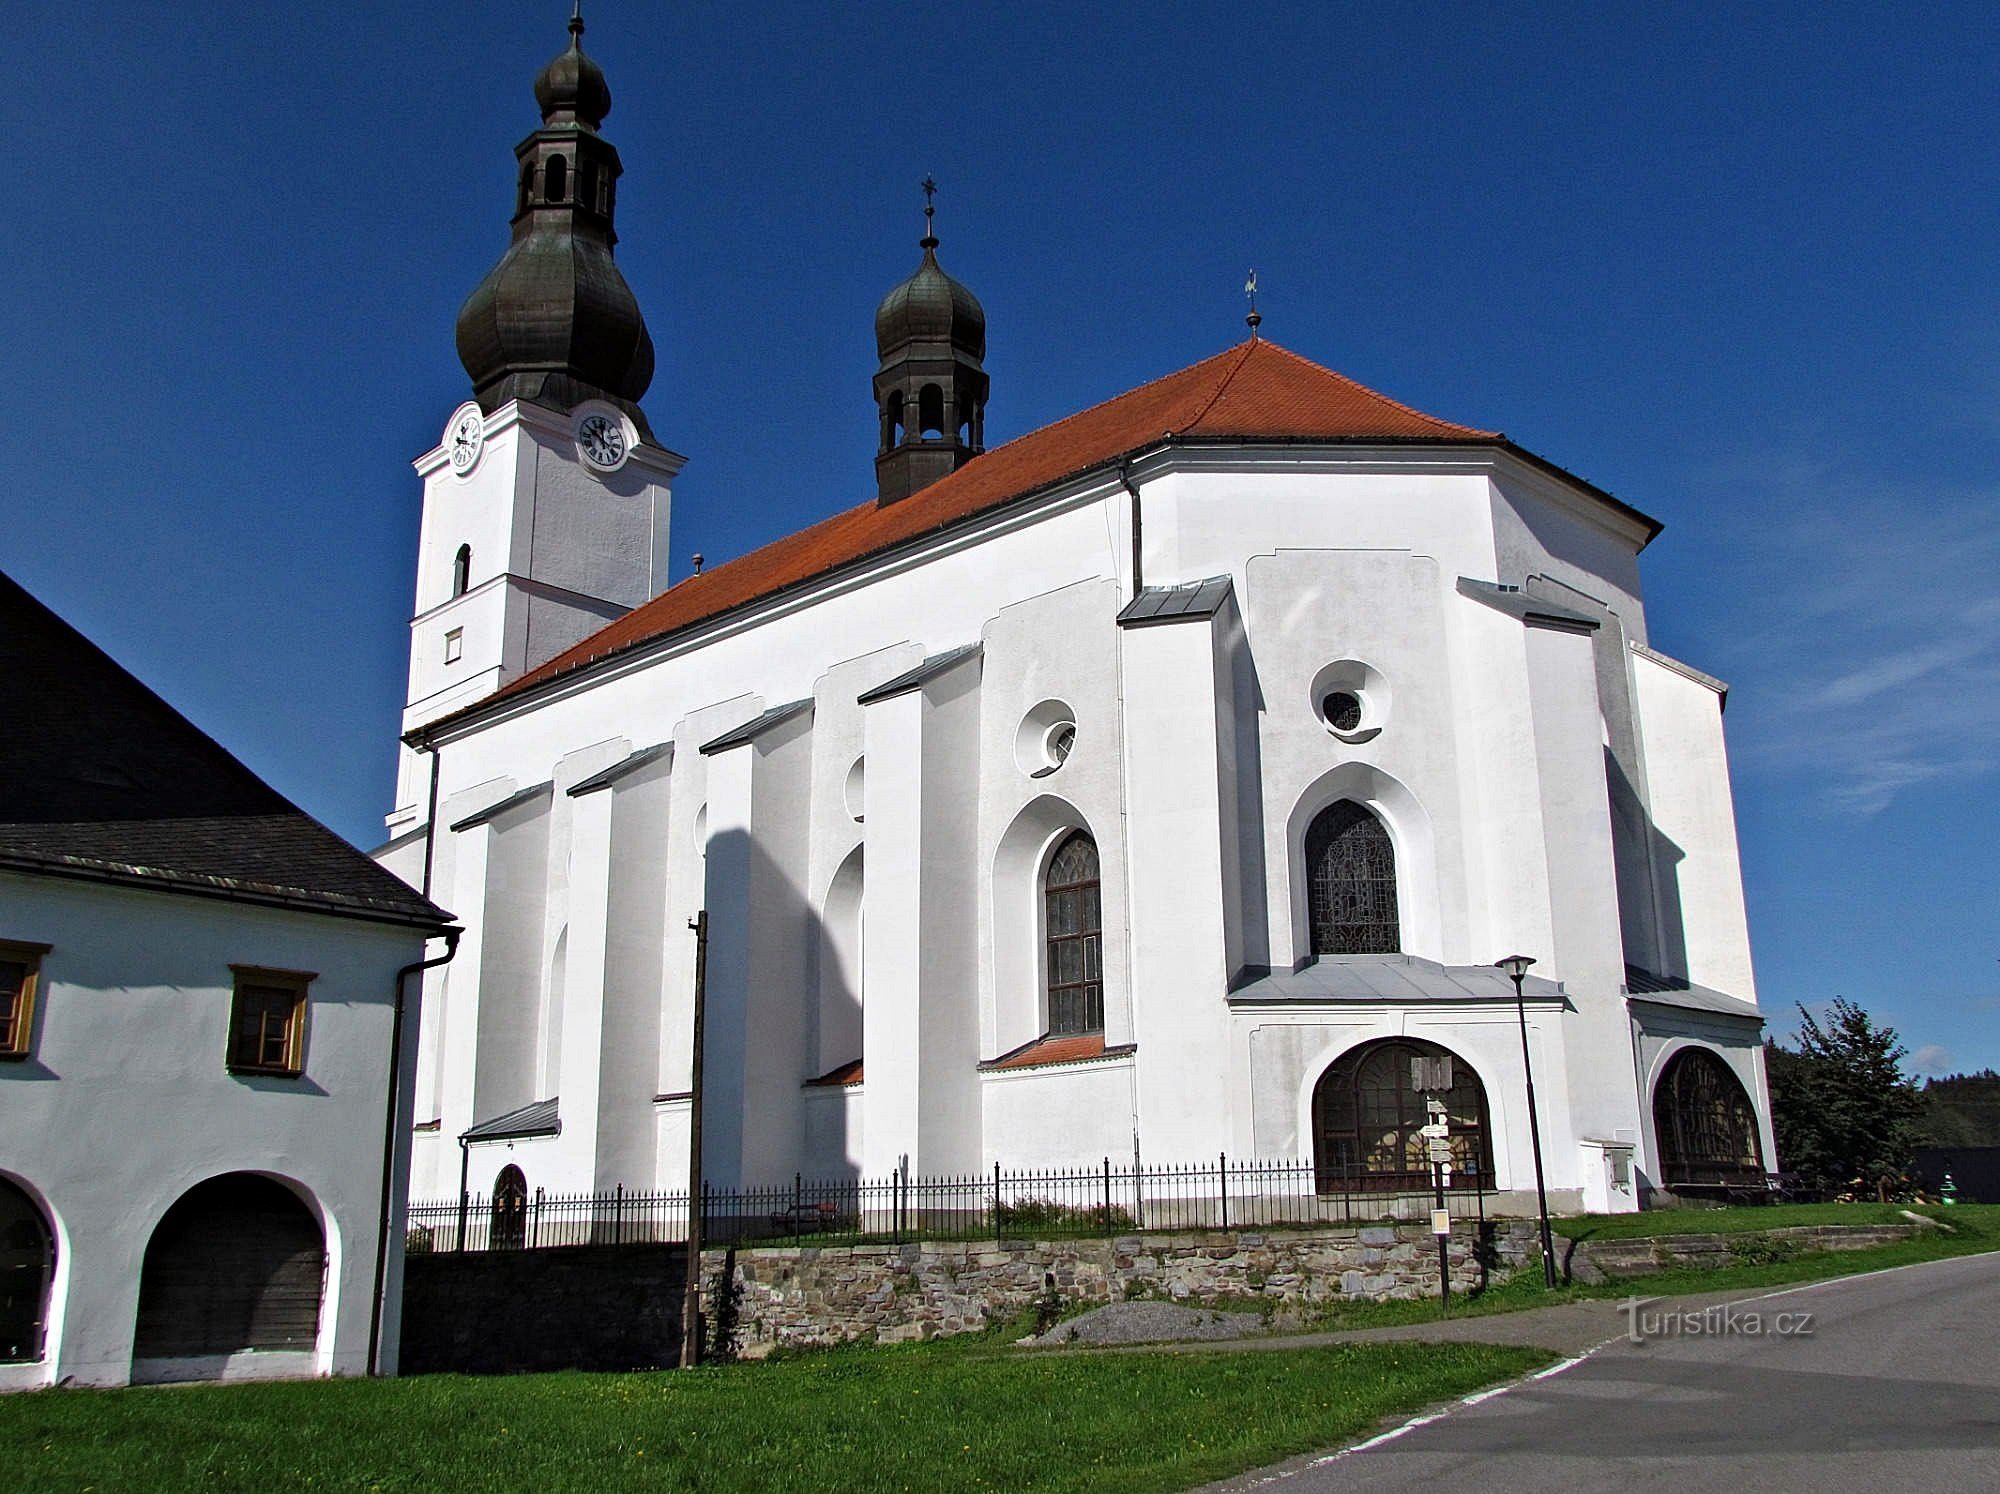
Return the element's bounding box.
[227,966,313,1076]
[444,627,464,664]
[0,940,50,1060]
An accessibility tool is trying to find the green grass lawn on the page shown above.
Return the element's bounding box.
[1552,1201,1999,1240]
[0,1339,1548,1494]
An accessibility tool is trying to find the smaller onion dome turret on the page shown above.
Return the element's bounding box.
[454,6,656,440]
[873,180,990,505]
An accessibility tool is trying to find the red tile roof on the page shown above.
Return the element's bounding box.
[981,1032,1132,1071]
[425,338,1637,735]
[805,1058,864,1087]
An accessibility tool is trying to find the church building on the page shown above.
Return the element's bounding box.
[382,15,1776,1219]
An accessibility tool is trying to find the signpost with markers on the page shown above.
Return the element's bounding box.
[1422,1098,1453,1312]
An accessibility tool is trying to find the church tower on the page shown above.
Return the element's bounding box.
[387,9,681,837]
[873,183,989,503]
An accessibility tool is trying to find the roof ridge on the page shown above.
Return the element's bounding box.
[1249,339,1498,438]
[1168,339,1259,435]
[977,340,1248,454]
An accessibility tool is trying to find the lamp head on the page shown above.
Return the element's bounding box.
[1495,954,1537,981]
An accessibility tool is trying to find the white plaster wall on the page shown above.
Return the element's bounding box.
[1630,650,1757,998]
[0,872,427,1388]
[979,1062,1138,1170]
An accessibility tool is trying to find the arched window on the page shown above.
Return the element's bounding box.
[518,161,534,214]
[452,544,471,598]
[886,389,905,446]
[1312,1039,1491,1192]
[918,383,944,439]
[1305,800,1399,955]
[1653,1048,1763,1189]
[544,154,567,202]
[578,160,599,213]
[1043,831,1102,1035]
[133,1175,324,1366]
[491,1165,528,1250]
[1,1178,54,1364]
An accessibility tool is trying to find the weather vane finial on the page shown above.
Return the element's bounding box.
[1245,270,1261,337]
[569,1,584,43]
[921,175,939,245]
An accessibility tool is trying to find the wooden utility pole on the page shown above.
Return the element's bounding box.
[679,910,709,1370]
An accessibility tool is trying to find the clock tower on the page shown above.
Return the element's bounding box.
[386,8,680,837]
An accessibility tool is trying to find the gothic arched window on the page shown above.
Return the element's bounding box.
[579,160,599,214]
[452,544,471,598]
[918,383,944,438]
[544,154,567,203]
[1044,831,1102,1036]
[1305,800,1399,955]
[1311,1039,1491,1192]
[491,1165,527,1250]
[1653,1048,1763,1189]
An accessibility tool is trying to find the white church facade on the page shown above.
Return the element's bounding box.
[381,16,1776,1221]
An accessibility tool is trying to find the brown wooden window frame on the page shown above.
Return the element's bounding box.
[227,965,314,1077]
[1042,831,1104,1037]
[0,940,51,1061]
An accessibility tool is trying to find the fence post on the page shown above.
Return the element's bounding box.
[1219,1152,1229,1230]
[1102,1157,1113,1235]
[533,1187,543,1249]
[994,1161,1003,1244]
[793,1173,802,1246]
[614,1183,625,1245]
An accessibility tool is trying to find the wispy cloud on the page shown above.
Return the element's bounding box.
[1668,456,2000,815]
[1910,1043,1955,1076]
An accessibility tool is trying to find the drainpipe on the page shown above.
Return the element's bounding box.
[1118,459,1145,601]
[368,925,461,1376]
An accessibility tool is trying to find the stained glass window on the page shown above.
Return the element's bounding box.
[1312,1039,1491,1192]
[1653,1048,1764,1187]
[1044,831,1103,1035]
[1305,800,1399,955]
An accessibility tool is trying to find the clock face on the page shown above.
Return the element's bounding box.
[447,406,484,475]
[577,412,628,470]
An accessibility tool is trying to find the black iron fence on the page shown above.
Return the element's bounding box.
[407,1156,1491,1254]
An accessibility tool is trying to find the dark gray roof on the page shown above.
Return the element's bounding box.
[1228,953,1569,1005]
[448,781,554,832]
[698,699,813,755]
[567,742,672,797]
[461,1096,561,1143]
[1456,578,1600,633]
[0,569,451,930]
[856,643,983,705]
[1115,575,1234,627]
[1625,964,1763,1023]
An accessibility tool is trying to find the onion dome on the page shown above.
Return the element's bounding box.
[872,180,990,503]
[454,7,655,439]
[534,9,611,128]
[874,232,987,361]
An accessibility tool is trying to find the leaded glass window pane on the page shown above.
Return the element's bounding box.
[1653,1048,1764,1188]
[1305,800,1400,955]
[1044,831,1103,1036]
[1310,1039,1492,1192]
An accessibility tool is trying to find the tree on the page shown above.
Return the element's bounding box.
[1918,1070,2000,1147]
[1764,996,1924,1187]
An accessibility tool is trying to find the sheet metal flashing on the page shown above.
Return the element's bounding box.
[697,699,814,755]
[1456,577,1601,633]
[566,742,673,797]
[460,1096,561,1143]
[1115,574,1234,627]
[856,643,984,705]
[448,781,554,833]
[1228,953,1570,1005]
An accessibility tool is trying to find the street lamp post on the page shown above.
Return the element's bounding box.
[1496,954,1558,1289]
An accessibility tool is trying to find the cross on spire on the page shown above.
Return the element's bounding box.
[1245,269,1262,336]
[921,175,939,246]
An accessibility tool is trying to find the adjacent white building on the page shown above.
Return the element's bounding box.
[382,17,1775,1225]
[0,571,452,1389]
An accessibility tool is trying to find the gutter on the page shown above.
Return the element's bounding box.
[367,925,461,1376]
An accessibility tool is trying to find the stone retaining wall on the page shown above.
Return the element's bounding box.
[709,1221,1540,1357]
[1564,1223,1913,1284]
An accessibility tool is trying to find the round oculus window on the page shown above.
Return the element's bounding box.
[1322,691,1363,732]
[1045,722,1077,769]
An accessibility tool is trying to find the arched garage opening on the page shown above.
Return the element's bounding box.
[1653,1047,1764,1190]
[1312,1038,1492,1192]
[133,1175,326,1365]
[1,1177,55,1364]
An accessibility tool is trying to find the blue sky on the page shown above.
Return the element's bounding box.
[5,3,1995,1072]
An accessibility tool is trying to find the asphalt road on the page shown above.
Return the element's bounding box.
[1219,1251,2000,1493]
